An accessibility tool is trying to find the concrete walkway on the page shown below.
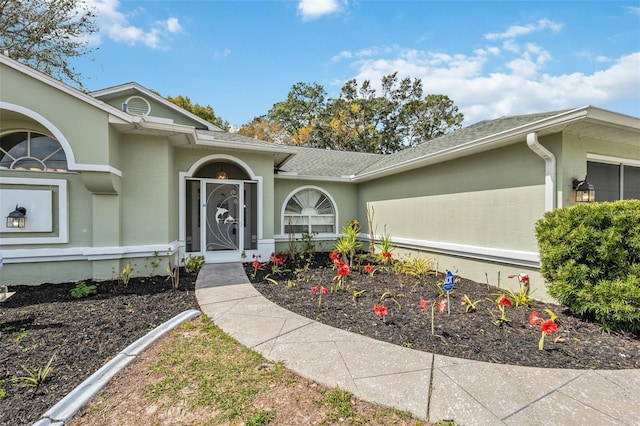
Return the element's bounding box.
[195,263,640,426]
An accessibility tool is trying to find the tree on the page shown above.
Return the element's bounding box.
[0,0,97,88]
[237,116,291,144]
[265,73,464,153]
[267,82,327,146]
[166,95,230,131]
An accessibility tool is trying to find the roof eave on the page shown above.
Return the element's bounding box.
[351,106,608,183]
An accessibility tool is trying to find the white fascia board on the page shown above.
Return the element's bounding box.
[195,137,299,155]
[352,106,595,183]
[0,55,132,123]
[274,174,353,183]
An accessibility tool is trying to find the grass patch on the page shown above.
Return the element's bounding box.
[130,315,431,425]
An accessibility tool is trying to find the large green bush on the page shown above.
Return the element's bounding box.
[535,200,640,332]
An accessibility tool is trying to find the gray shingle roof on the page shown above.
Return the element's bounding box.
[277,109,572,179]
[277,146,383,178]
[356,109,572,175]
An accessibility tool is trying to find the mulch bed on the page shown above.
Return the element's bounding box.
[0,272,199,426]
[247,253,640,371]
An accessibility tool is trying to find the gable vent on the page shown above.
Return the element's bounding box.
[124,96,151,116]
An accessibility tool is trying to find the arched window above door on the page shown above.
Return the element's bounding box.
[0,131,68,172]
[283,187,336,235]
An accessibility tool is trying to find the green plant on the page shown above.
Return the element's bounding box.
[70,282,97,299]
[145,251,162,276]
[12,356,54,389]
[461,294,481,312]
[299,231,317,259]
[119,263,134,286]
[506,273,535,307]
[529,310,559,350]
[334,220,361,267]
[323,387,355,419]
[536,200,640,332]
[487,294,513,325]
[351,288,366,302]
[394,253,434,277]
[181,254,205,273]
[381,288,405,309]
[376,226,394,264]
[245,410,276,426]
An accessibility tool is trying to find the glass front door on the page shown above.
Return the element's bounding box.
[204,181,241,252]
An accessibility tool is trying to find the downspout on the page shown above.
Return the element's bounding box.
[526,132,556,211]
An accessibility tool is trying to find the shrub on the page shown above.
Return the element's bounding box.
[535,200,640,332]
[70,282,97,299]
[181,255,205,273]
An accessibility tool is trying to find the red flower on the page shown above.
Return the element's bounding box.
[437,299,447,313]
[337,263,350,277]
[420,297,428,312]
[251,260,263,270]
[329,251,339,261]
[499,296,513,307]
[321,286,329,295]
[519,274,530,284]
[270,254,283,265]
[373,305,388,317]
[540,319,558,335]
[382,251,392,259]
[311,286,318,294]
[529,311,542,326]
[364,264,373,274]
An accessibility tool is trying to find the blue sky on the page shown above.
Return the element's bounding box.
[73,0,640,128]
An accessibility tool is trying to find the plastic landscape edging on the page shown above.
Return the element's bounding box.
[32,309,201,426]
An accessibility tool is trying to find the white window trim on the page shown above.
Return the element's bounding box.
[280,185,338,238]
[0,177,68,245]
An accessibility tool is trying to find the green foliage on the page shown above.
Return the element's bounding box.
[181,255,205,273]
[334,220,362,267]
[264,74,464,153]
[119,263,134,286]
[323,387,355,419]
[381,288,405,309]
[535,200,640,332]
[299,231,317,259]
[12,356,54,389]
[145,251,162,276]
[461,294,481,312]
[70,281,97,299]
[0,0,97,88]
[394,253,433,277]
[245,410,276,426]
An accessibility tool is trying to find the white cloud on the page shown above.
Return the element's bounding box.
[346,44,640,124]
[484,18,563,40]
[84,0,182,49]
[628,6,640,15]
[297,0,344,21]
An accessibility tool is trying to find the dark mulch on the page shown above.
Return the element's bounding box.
[247,253,640,371]
[0,272,199,426]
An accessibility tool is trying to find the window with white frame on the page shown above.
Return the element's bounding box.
[587,159,640,201]
[283,187,336,234]
[0,131,68,172]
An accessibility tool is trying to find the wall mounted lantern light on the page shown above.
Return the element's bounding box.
[6,205,27,228]
[573,176,596,203]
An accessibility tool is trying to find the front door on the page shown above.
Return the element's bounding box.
[204,181,241,253]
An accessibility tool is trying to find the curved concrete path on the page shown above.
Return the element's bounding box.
[196,263,640,426]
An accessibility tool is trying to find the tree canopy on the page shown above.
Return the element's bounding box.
[166,95,230,131]
[239,73,464,153]
[0,0,97,88]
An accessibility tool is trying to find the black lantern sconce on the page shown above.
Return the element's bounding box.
[6,205,27,228]
[573,176,596,203]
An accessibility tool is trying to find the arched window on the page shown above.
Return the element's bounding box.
[283,187,336,235]
[0,131,68,172]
